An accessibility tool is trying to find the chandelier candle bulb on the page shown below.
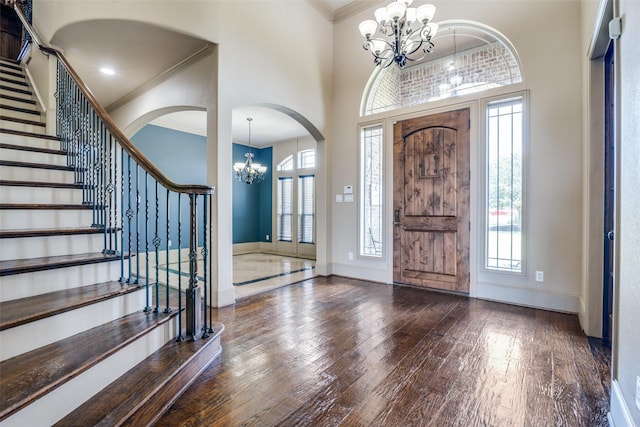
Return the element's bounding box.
[359,0,437,68]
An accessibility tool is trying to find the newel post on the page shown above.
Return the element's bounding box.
[186,193,201,340]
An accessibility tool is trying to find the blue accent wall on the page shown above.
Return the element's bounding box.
[232,143,272,244]
[127,125,207,252]
[126,125,272,249]
[132,125,206,184]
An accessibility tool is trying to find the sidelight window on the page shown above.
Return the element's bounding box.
[360,124,384,258]
[485,96,524,272]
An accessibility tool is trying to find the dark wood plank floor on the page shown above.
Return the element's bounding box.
[157,276,609,426]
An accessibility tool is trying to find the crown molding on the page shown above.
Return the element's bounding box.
[106,44,214,113]
[334,1,385,23]
[307,0,334,21]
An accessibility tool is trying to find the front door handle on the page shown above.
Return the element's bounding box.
[394,209,401,226]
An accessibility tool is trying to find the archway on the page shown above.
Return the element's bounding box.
[231,104,325,297]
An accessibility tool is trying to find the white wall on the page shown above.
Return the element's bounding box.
[332,0,585,312]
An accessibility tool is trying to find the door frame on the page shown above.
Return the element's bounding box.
[381,101,479,294]
[392,108,471,293]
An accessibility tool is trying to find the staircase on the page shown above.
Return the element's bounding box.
[0,56,222,426]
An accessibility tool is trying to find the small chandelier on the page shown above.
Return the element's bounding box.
[234,118,267,185]
[359,0,438,69]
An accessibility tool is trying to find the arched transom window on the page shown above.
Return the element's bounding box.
[362,21,523,116]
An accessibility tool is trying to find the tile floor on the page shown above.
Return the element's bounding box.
[232,253,316,298]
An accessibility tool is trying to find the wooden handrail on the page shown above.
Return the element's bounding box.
[13,3,214,195]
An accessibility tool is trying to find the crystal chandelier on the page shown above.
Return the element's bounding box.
[358,0,438,69]
[234,118,267,185]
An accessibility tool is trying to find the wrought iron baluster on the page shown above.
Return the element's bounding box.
[202,193,211,337]
[112,136,119,255]
[119,147,125,283]
[164,189,171,313]
[106,133,115,254]
[125,156,133,282]
[153,181,160,313]
[208,194,213,333]
[186,193,199,341]
[176,193,183,342]
[144,172,150,312]
[135,164,140,284]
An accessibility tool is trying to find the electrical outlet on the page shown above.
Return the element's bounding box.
[348,252,354,261]
[636,376,640,411]
[168,239,172,247]
[535,271,544,282]
[266,234,270,241]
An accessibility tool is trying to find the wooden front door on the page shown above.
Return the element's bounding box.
[393,109,470,293]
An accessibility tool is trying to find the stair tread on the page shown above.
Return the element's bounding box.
[0,281,146,331]
[0,142,65,155]
[0,115,45,127]
[0,159,74,171]
[0,60,21,71]
[0,227,109,239]
[0,69,24,79]
[0,104,40,115]
[0,77,28,87]
[0,85,31,95]
[54,323,223,427]
[0,94,35,105]
[0,128,59,140]
[0,180,80,189]
[0,203,92,210]
[0,309,180,421]
[0,252,126,276]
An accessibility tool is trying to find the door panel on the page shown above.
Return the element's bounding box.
[394,109,470,293]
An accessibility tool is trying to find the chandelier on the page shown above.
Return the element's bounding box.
[234,118,267,185]
[358,0,438,68]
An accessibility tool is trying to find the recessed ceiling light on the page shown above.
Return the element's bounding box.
[99,67,115,76]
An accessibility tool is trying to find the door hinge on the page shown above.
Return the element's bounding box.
[468,119,471,130]
[469,221,471,231]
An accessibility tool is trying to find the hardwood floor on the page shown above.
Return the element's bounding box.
[157,276,609,426]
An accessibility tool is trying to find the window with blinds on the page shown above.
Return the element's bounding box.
[298,175,315,244]
[277,177,293,242]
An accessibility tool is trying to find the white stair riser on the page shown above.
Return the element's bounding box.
[0,165,76,183]
[0,233,105,261]
[0,288,147,362]
[0,108,42,122]
[0,208,94,229]
[0,97,36,109]
[0,73,26,83]
[0,89,32,103]
[0,132,59,150]
[0,315,177,426]
[0,261,126,302]
[0,78,30,91]
[0,120,46,134]
[0,147,67,166]
[0,185,83,204]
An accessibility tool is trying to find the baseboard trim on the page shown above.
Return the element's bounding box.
[476,281,580,313]
[609,379,638,427]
